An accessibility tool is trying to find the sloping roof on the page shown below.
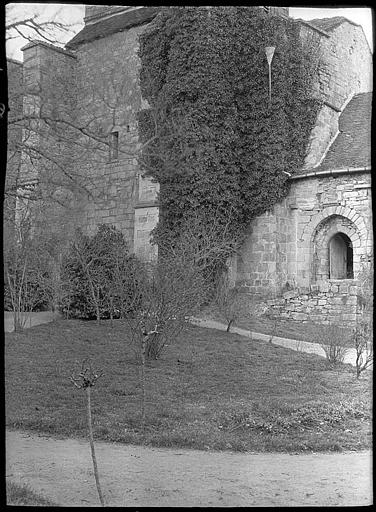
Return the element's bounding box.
[66,6,159,49]
[307,16,355,32]
[315,92,372,172]
[7,58,23,66]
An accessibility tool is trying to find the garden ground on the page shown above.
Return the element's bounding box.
[5,319,372,453]
[5,318,372,506]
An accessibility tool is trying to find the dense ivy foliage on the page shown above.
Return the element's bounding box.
[138,6,321,245]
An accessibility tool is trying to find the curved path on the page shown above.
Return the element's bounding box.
[6,430,372,507]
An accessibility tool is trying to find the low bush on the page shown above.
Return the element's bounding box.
[60,225,144,320]
[353,319,373,379]
[314,323,350,365]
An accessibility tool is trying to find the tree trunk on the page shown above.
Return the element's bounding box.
[86,386,105,506]
[110,295,113,328]
[140,333,147,430]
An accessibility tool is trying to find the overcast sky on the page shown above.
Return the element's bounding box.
[6,4,373,60]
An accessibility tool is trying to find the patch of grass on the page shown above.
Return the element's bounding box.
[200,306,356,346]
[6,480,60,506]
[5,319,372,453]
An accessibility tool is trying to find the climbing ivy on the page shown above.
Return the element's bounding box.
[138,6,321,247]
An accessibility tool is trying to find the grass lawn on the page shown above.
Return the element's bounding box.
[5,319,372,453]
[200,306,356,346]
[6,481,60,506]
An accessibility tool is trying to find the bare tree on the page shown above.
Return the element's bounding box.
[71,359,105,507]
[122,212,238,426]
[6,4,80,47]
[3,192,60,331]
[353,260,373,378]
[213,274,250,332]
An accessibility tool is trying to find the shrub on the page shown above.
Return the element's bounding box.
[60,225,143,320]
[354,260,373,378]
[214,276,249,332]
[353,319,373,379]
[314,323,350,365]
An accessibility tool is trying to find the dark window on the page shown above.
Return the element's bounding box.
[329,232,353,279]
[109,131,119,161]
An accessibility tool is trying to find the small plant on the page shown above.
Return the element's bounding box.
[314,323,350,365]
[70,359,105,506]
[214,276,249,332]
[6,480,60,507]
[262,305,281,344]
[353,319,373,379]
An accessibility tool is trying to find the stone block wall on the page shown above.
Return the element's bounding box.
[264,279,359,326]
[292,172,372,288]
[20,42,80,244]
[5,59,24,239]
[134,206,159,261]
[237,171,372,296]
[237,17,372,303]
[71,23,150,247]
[300,19,372,169]
[6,59,23,190]
[17,15,159,258]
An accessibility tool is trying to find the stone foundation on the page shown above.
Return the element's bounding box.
[263,280,360,326]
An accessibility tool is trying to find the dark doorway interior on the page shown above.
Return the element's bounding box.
[329,232,353,279]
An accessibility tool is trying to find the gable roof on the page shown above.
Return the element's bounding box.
[315,92,372,173]
[66,6,159,49]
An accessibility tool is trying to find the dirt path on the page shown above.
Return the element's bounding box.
[6,430,372,507]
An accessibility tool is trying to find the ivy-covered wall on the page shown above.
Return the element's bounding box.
[138,6,321,250]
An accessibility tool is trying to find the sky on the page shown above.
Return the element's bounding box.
[5,4,374,61]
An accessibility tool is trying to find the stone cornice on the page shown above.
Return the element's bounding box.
[21,40,77,59]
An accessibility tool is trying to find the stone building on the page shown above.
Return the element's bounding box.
[6,6,372,325]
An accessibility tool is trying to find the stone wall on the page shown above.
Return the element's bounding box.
[5,59,24,238]
[237,16,372,302]
[17,15,159,258]
[6,59,23,189]
[20,42,80,243]
[134,206,159,261]
[237,171,372,296]
[264,280,359,326]
[300,19,372,169]
[71,24,149,247]
[237,200,291,296]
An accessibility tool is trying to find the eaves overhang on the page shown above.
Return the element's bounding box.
[290,166,371,180]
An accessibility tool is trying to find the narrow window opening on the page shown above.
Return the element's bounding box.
[109,131,119,161]
[329,232,353,279]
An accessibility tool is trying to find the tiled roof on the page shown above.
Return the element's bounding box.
[66,6,159,49]
[315,92,372,173]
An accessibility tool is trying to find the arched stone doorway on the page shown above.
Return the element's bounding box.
[329,232,353,279]
[311,214,360,282]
